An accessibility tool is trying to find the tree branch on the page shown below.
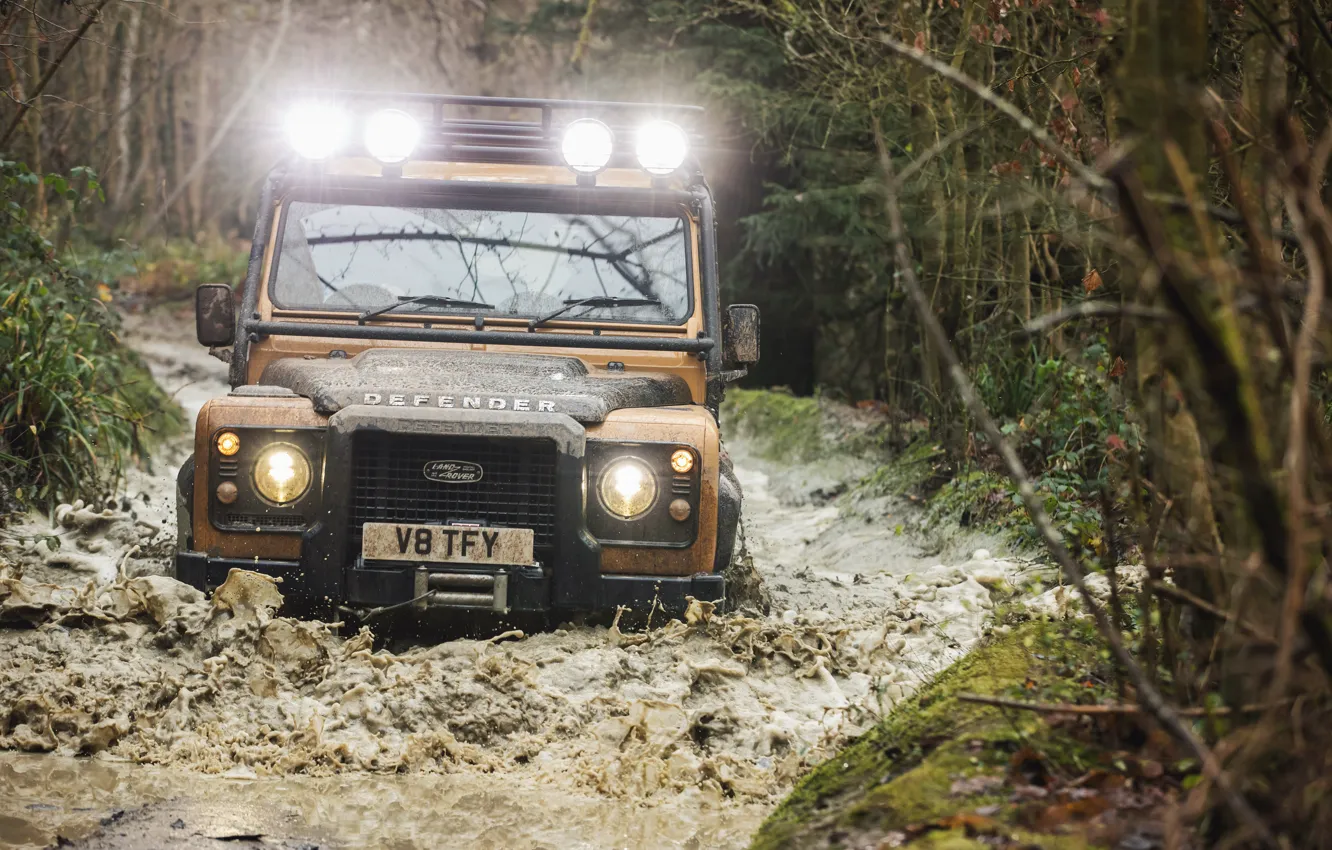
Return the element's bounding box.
[0,0,115,151]
[877,35,1108,191]
[1147,581,1278,647]
[875,135,1276,848]
[1025,301,1173,334]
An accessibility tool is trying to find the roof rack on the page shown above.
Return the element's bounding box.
[291,90,705,170]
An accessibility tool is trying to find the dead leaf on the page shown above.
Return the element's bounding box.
[1082,268,1103,293]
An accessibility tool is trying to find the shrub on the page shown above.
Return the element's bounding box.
[0,160,182,511]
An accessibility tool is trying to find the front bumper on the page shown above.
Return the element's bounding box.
[175,552,723,615]
[180,406,725,614]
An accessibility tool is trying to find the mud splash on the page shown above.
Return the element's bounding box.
[0,304,1050,848]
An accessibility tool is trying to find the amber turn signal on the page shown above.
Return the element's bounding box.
[216,431,241,456]
[670,448,694,474]
[216,481,239,504]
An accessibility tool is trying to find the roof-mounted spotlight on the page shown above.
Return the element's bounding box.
[561,118,614,176]
[364,108,421,164]
[284,102,351,161]
[635,120,689,176]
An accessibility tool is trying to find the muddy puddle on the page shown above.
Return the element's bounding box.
[0,305,1050,848]
[0,751,763,848]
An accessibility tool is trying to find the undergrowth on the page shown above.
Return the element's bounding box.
[0,160,182,513]
[66,231,248,300]
[728,340,1136,554]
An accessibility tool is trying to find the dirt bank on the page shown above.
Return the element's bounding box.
[0,304,1048,848]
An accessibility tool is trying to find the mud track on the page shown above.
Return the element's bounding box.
[0,305,1046,849]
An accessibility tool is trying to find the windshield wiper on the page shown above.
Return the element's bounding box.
[527,296,662,332]
[358,294,496,325]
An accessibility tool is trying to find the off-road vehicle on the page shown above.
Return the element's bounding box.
[176,92,758,620]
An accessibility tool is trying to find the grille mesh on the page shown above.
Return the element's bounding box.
[350,433,558,557]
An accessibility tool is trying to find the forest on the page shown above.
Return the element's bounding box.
[4,0,1332,847]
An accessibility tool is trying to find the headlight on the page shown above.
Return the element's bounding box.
[597,457,658,519]
[284,102,351,160]
[252,443,312,505]
[364,108,421,164]
[635,120,689,175]
[561,118,614,174]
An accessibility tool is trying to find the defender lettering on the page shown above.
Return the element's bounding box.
[360,392,558,413]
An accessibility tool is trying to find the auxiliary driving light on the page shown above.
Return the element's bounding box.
[284,103,351,160]
[561,119,614,174]
[598,458,658,519]
[216,431,240,457]
[364,108,421,164]
[253,443,312,505]
[635,120,689,176]
[670,448,694,474]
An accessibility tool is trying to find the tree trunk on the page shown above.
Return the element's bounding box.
[26,9,45,221]
[1113,0,1223,611]
[112,2,142,211]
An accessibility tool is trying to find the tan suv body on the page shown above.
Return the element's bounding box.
[175,93,758,619]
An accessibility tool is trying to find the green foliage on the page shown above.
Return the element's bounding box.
[66,233,249,300]
[0,160,182,511]
[854,438,946,497]
[722,387,827,462]
[931,342,1137,552]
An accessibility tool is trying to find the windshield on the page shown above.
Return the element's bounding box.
[270,201,692,325]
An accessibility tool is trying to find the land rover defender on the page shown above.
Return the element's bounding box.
[175,92,758,620]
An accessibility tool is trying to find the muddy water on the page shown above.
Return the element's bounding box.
[0,305,1046,848]
[0,752,762,848]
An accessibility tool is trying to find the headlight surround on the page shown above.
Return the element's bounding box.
[635,120,689,175]
[252,443,313,505]
[364,108,421,164]
[597,457,658,519]
[561,118,615,174]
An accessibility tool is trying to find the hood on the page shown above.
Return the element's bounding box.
[258,349,693,423]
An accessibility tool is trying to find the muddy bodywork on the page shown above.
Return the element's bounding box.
[258,349,693,421]
[174,93,748,618]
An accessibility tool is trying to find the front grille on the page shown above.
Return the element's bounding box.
[350,433,559,560]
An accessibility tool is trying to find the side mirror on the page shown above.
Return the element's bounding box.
[195,284,235,347]
[723,304,760,366]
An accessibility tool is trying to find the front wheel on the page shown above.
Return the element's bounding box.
[174,455,195,566]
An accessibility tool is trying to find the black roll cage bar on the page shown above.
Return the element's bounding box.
[283,90,707,176]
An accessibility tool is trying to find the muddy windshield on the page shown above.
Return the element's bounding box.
[269,201,692,324]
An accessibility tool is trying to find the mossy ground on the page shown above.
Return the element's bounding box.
[719,389,895,466]
[751,618,1139,850]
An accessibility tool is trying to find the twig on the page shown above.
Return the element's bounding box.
[1025,301,1172,334]
[570,0,600,72]
[877,36,1107,192]
[895,122,990,185]
[876,36,1306,249]
[1147,581,1278,647]
[0,0,115,151]
[957,693,1293,718]
[1112,159,1332,680]
[1274,121,1332,699]
[875,135,1277,848]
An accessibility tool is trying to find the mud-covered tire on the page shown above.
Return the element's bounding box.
[175,455,194,561]
[721,517,771,615]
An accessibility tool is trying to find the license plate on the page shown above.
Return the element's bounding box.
[361,523,534,565]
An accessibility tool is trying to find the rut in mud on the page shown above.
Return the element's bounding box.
[0,305,1050,848]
